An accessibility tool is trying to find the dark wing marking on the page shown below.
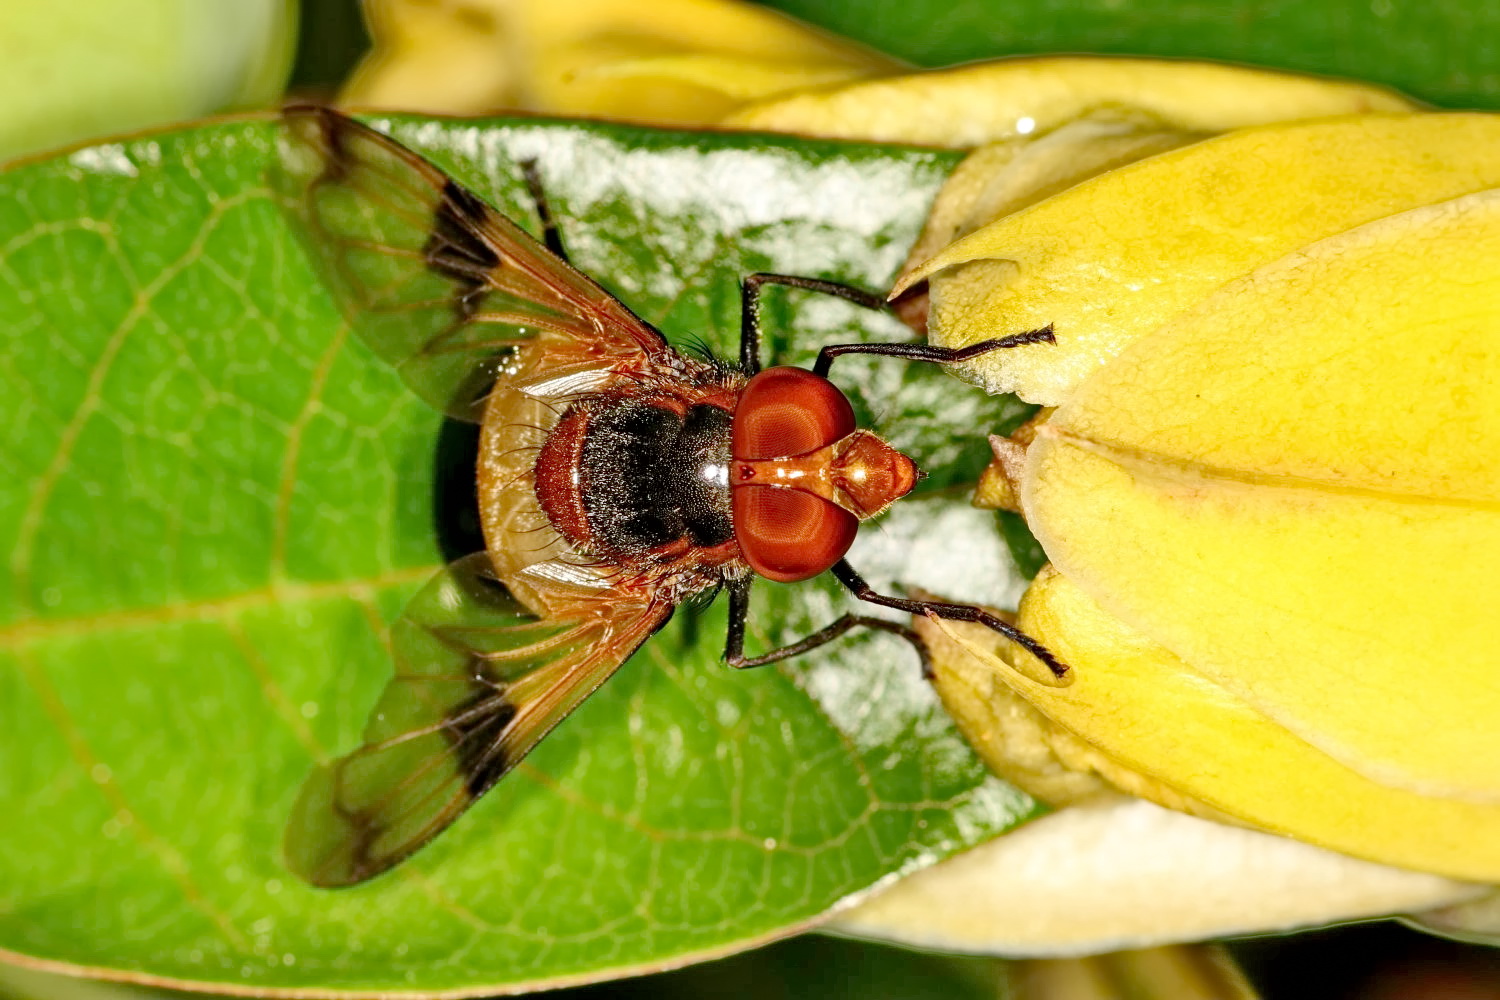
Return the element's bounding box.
[284,553,672,887]
[274,105,669,421]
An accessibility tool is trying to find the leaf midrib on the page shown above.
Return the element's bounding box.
[0,563,438,649]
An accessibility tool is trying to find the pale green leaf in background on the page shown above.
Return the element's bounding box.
[0,1,296,162]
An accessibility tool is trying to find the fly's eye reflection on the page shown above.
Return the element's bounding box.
[274,105,1066,887]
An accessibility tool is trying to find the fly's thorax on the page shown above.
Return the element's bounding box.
[531,387,741,566]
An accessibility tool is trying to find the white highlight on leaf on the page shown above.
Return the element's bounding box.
[69,144,141,177]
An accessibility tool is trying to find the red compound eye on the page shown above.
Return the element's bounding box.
[731,487,857,583]
[732,366,855,460]
[731,366,859,582]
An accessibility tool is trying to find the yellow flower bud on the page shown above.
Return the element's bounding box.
[904,114,1500,405]
[926,134,1500,879]
[345,0,900,122]
[726,56,1414,146]
[345,2,1413,150]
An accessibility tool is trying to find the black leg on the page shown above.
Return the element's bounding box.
[738,272,888,374]
[812,326,1055,378]
[518,160,568,262]
[735,271,1054,378]
[830,559,1069,681]
[722,577,935,676]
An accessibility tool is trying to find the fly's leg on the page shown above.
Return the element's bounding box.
[721,577,935,676]
[518,160,568,261]
[738,273,886,373]
[812,326,1055,377]
[735,271,1054,376]
[830,560,1069,681]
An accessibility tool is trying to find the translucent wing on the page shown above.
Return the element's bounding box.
[285,553,672,887]
[275,105,669,421]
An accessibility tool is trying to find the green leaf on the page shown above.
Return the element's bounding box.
[0,115,1039,994]
[767,0,1500,110]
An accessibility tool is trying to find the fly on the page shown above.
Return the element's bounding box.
[275,106,1065,887]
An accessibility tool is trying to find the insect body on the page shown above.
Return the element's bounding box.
[276,107,1062,887]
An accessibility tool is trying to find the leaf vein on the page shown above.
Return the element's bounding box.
[9,191,261,616]
[13,648,251,950]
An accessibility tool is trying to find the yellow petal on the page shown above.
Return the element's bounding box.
[916,114,1500,405]
[919,593,1116,804]
[344,1,518,114]
[978,190,1500,879]
[725,56,1415,145]
[345,0,901,122]
[555,52,875,102]
[835,797,1482,955]
[1005,567,1500,881]
[872,607,1484,950]
[901,119,1201,287]
[1027,188,1500,804]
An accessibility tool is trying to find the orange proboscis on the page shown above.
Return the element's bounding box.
[731,429,917,519]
